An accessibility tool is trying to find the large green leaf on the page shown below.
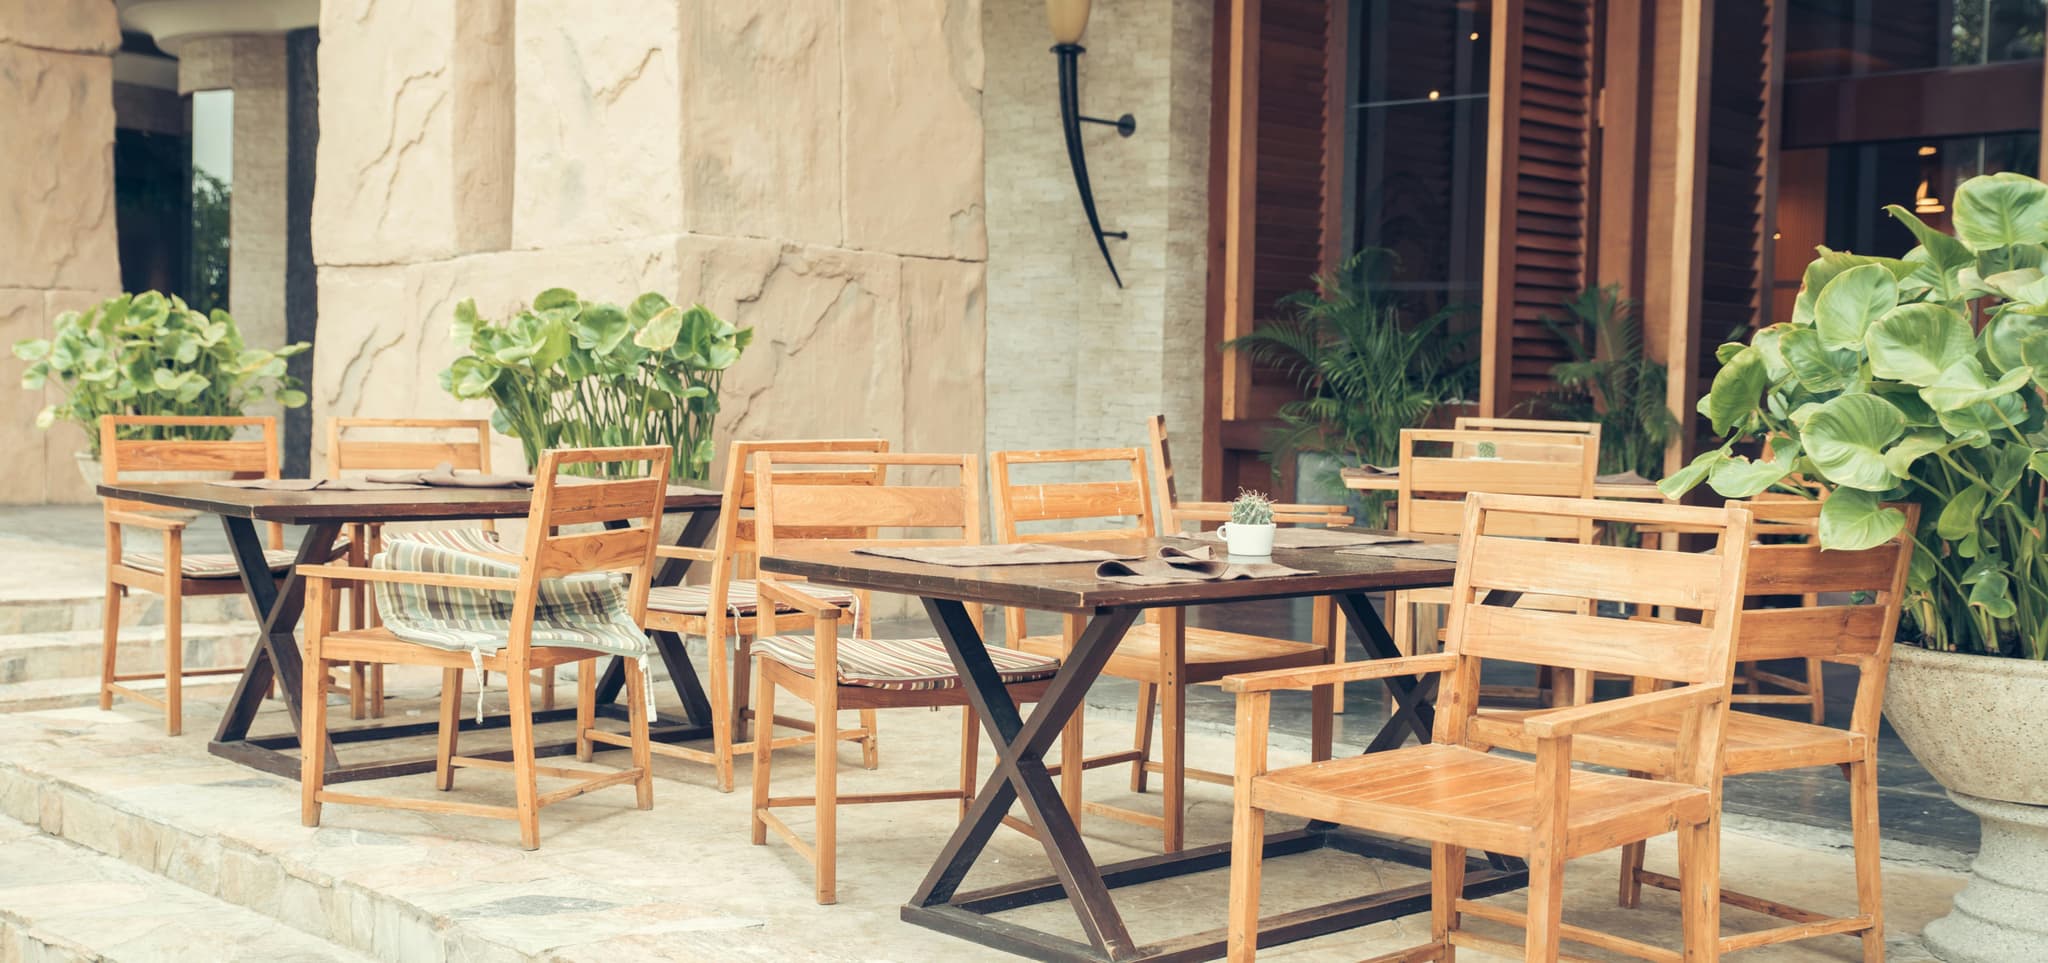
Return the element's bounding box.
[1884,429,1952,477]
[1889,204,1979,301]
[1707,436,1798,497]
[1817,488,1907,551]
[573,302,632,355]
[1791,248,1918,326]
[451,299,482,346]
[1865,302,1975,385]
[633,305,683,352]
[1779,326,1860,393]
[1801,393,1906,491]
[1983,311,2048,373]
[1919,360,2033,412]
[1700,346,1768,436]
[1814,264,1899,349]
[1969,570,2018,619]
[1659,447,1727,499]
[1952,172,2048,251]
[1937,486,1989,540]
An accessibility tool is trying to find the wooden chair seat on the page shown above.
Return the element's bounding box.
[1253,743,1711,861]
[755,634,1057,691]
[121,547,301,578]
[1475,706,1867,777]
[317,625,612,673]
[1014,624,1324,684]
[647,579,856,616]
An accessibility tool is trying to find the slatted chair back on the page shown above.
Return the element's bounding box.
[1145,415,1349,530]
[328,418,497,537]
[750,451,979,636]
[1439,494,1754,786]
[1450,416,1602,464]
[1732,498,1915,739]
[501,446,670,658]
[100,414,283,546]
[1397,428,1598,541]
[990,447,1154,545]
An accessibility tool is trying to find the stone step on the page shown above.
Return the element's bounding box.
[0,811,373,962]
[0,623,257,687]
[0,591,251,637]
[0,674,247,715]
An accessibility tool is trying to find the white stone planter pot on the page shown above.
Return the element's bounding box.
[1885,643,2048,962]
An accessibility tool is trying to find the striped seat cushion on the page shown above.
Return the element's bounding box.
[646,579,856,616]
[370,537,648,661]
[753,635,1058,691]
[124,548,301,578]
[383,527,502,553]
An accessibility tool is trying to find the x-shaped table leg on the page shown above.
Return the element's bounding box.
[914,598,1145,960]
[211,517,343,765]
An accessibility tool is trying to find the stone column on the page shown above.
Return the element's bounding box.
[178,34,289,353]
[0,3,123,504]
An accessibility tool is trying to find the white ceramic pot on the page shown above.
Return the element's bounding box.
[1886,643,2048,962]
[1218,522,1276,557]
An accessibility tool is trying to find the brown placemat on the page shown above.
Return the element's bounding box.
[1595,471,1656,486]
[1178,528,1414,549]
[854,543,1142,566]
[211,478,428,491]
[366,464,536,488]
[667,484,721,498]
[1335,542,1461,563]
[1095,544,1312,585]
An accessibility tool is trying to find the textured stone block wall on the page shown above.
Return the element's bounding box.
[311,0,989,481]
[0,3,122,503]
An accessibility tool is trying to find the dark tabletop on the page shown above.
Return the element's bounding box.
[97,480,723,524]
[759,534,1461,614]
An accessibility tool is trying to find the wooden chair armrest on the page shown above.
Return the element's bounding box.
[754,577,843,620]
[654,545,718,562]
[1520,683,1726,739]
[105,510,188,533]
[1221,653,1458,693]
[295,563,520,593]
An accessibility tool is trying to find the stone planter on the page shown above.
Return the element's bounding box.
[1885,643,2048,962]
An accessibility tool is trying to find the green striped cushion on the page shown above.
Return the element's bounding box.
[753,635,1058,691]
[124,548,299,578]
[646,580,857,616]
[370,538,649,661]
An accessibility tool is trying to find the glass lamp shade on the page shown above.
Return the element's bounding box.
[1047,0,1090,45]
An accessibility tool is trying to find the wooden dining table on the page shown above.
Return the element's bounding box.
[96,480,724,784]
[760,534,1527,963]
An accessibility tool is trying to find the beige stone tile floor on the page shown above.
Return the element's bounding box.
[0,673,1964,961]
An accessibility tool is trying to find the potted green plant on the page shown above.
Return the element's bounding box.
[1529,284,1678,480]
[1664,171,2048,963]
[12,291,309,483]
[1224,249,1476,526]
[1220,489,1276,556]
[440,288,751,482]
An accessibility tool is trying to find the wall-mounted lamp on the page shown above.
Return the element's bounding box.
[1048,0,1135,287]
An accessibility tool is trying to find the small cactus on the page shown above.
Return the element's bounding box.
[1231,489,1274,526]
[1475,440,1498,459]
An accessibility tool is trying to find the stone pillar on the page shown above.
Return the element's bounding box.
[0,3,122,504]
[178,34,289,353]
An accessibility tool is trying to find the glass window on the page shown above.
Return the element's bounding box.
[1348,0,1491,320]
[189,89,233,314]
[1788,0,2045,80]
[1823,133,2042,256]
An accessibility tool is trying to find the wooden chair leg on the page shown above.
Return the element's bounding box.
[348,663,368,720]
[707,633,736,793]
[750,664,775,846]
[300,592,330,827]
[370,664,385,718]
[1524,846,1566,962]
[1850,757,1884,962]
[1678,815,1722,963]
[1161,677,1186,854]
[1617,838,1648,908]
[1130,683,1156,793]
[575,658,597,762]
[507,667,542,850]
[1390,590,1414,657]
[859,709,880,770]
[1807,656,1827,725]
[163,583,183,737]
[1432,842,1464,959]
[435,667,462,791]
[733,639,755,741]
[1058,615,1085,827]
[624,657,654,810]
[99,582,120,711]
[541,666,557,711]
[813,671,840,905]
[1226,786,1265,961]
[959,706,979,819]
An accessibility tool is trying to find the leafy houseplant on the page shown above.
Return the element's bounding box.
[441,288,751,482]
[12,291,309,457]
[1224,249,1476,525]
[1529,285,1678,479]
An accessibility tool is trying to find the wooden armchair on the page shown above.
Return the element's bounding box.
[297,446,670,850]
[584,439,883,793]
[324,417,498,719]
[1481,498,1914,961]
[1223,494,1755,961]
[748,451,1060,904]
[1395,427,1600,704]
[991,446,1335,853]
[99,414,285,735]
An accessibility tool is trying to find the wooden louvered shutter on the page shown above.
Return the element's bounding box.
[1696,0,1776,388]
[1479,0,1596,416]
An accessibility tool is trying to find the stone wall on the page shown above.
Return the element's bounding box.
[0,2,122,504]
[981,0,1212,499]
[311,0,988,481]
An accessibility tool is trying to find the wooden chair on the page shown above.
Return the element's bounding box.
[991,447,1336,853]
[1394,427,1600,704]
[1490,498,1912,961]
[1223,494,1756,962]
[297,445,670,850]
[99,415,287,736]
[324,417,498,720]
[1726,492,1830,725]
[748,451,1060,904]
[583,439,884,793]
[1145,415,1357,711]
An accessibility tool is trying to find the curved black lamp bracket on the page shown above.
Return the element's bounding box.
[1055,43,1134,287]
